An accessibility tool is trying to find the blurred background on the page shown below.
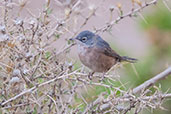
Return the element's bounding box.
[0,0,171,113]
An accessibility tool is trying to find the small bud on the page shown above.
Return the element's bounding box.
[88,4,96,11]
[135,0,142,7]
[65,8,71,17]
[37,30,43,36]
[25,52,33,60]
[23,68,29,75]
[25,52,30,57]
[117,3,123,16]
[0,25,6,34]
[117,3,122,10]
[29,19,35,25]
[18,0,28,8]
[13,18,23,26]
[7,42,15,48]
[9,77,20,85]
[109,6,115,12]
[65,61,73,70]
[0,34,10,41]
[73,7,81,15]
[17,34,25,41]
[13,69,21,76]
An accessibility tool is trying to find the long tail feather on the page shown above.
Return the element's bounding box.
[121,56,138,63]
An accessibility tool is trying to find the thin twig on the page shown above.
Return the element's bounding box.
[95,0,158,32]
[133,66,171,94]
[0,71,77,106]
[91,67,171,112]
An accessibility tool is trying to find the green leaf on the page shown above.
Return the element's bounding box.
[47,8,53,15]
[55,34,60,39]
[33,107,37,114]
[38,78,44,83]
[67,40,71,45]
[45,51,51,59]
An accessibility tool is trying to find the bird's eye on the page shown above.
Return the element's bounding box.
[81,37,87,42]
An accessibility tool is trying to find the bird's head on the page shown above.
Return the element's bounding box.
[70,30,96,46]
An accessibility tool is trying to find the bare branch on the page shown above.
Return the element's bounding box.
[0,71,76,106]
[92,67,171,112]
[0,0,170,113]
[96,0,158,32]
[133,66,171,94]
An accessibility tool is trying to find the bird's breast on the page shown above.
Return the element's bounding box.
[77,45,116,72]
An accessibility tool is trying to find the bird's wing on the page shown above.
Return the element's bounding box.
[94,35,122,60]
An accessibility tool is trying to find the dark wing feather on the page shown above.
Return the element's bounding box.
[94,35,122,61]
[94,35,138,63]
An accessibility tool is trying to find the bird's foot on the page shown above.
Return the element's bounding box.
[99,73,106,82]
[88,72,94,80]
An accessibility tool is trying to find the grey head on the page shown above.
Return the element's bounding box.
[74,30,110,48]
[72,30,138,64]
[74,30,96,46]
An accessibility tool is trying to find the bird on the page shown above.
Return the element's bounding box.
[70,30,137,73]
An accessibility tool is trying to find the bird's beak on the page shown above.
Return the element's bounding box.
[69,38,77,45]
[69,37,81,45]
[69,37,78,41]
[69,38,74,41]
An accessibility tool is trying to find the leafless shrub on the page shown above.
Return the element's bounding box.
[0,0,170,114]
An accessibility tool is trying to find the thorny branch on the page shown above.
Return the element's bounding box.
[95,0,158,32]
[1,67,171,112]
[133,66,171,94]
[0,0,171,113]
[88,67,171,113]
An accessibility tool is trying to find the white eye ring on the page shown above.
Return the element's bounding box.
[82,37,87,41]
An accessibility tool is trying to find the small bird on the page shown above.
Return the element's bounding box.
[70,30,137,73]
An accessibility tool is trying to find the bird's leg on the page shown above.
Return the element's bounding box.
[88,71,94,80]
[99,72,106,82]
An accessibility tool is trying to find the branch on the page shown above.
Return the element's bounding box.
[96,0,158,32]
[0,71,77,106]
[89,66,171,112]
[133,66,171,94]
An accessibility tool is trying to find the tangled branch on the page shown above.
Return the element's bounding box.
[0,0,170,113]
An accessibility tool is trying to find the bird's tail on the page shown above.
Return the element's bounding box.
[121,56,137,63]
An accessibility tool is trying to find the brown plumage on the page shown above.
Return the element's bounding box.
[72,30,137,73]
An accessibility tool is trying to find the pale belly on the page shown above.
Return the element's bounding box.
[78,46,116,72]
